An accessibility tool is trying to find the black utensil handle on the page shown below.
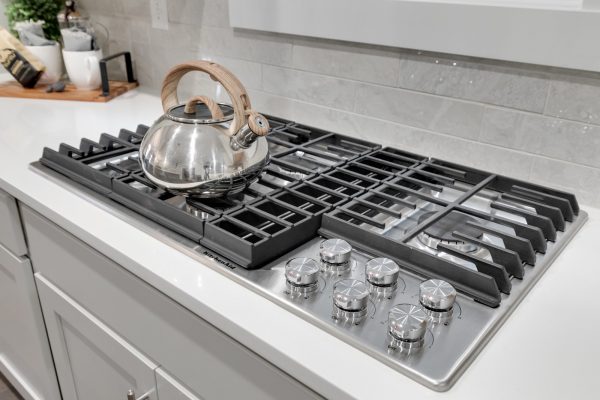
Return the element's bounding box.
[99,52,137,97]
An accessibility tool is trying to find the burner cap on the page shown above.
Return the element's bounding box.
[418,212,483,242]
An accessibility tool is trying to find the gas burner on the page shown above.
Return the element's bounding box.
[184,195,243,220]
[184,200,213,220]
[128,180,154,194]
[416,212,482,254]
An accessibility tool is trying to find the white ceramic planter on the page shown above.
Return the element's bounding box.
[25,43,63,85]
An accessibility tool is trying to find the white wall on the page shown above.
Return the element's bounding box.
[0,0,9,29]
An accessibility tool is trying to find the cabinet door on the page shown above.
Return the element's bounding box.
[35,274,159,400]
[156,368,203,400]
[0,243,60,400]
[0,189,27,256]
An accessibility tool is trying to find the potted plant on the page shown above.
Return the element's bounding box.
[5,0,62,41]
[4,0,64,84]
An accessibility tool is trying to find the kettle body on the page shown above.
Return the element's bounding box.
[139,61,270,198]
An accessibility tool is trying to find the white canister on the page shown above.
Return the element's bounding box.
[62,48,103,90]
[25,43,63,85]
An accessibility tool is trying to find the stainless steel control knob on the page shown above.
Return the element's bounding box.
[285,258,320,296]
[365,258,400,286]
[320,239,352,264]
[388,304,429,345]
[285,258,320,286]
[333,279,369,311]
[419,279,456,311]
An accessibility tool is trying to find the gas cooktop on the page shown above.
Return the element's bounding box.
[36,114,587,391]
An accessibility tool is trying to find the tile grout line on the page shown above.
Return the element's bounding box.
[541,80,552,116]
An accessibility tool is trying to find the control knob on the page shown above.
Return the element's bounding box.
[419,279,456,321]
[365,257,400,297]
[388,304,429,350]
[332,279,369,323]
[285,258,320,296]
[320,239,352,272]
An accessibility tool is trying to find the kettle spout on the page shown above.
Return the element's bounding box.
[230,112,270,151]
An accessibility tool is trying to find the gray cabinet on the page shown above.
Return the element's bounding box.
[22,205,322,400]
[0,189,27,256]
[156,368,203,400]
[0,191,60,400]
[35,274,158,400]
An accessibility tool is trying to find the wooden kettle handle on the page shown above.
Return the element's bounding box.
[183,95,225,119]
[161,61,252,135]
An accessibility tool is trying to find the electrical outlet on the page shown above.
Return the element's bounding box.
[150,0,169,30]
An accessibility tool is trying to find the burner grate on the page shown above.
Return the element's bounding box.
[202,192,325,268]
[319,157,580,307]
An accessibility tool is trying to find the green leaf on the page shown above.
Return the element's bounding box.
[5,0,63,41]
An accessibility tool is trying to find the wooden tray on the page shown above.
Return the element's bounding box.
[0,80,138,102]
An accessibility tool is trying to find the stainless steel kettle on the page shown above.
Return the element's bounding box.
[139,61,270,198]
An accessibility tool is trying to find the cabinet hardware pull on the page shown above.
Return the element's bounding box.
[126,389,151,400]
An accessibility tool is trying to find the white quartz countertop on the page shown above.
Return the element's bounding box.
[1,87,599,400]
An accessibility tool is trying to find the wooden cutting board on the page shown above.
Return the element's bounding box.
[0,80,138,102]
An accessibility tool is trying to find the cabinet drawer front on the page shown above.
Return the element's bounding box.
[0,243,60,400]
[0,189,27,256]
[22,206,321,400]
[35,274,158,400]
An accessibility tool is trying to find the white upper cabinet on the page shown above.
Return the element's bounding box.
[229,0,600,72]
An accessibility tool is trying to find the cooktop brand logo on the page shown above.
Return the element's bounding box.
[202,250,236,269]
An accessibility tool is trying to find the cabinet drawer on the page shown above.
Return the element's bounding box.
[0,189,27,256]
[0,242,60,400]
[35,274,158,400]
[22,206,322,400]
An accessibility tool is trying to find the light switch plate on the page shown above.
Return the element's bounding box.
[150,0,169,30]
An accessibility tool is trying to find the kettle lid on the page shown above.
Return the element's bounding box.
[166,102,234,124]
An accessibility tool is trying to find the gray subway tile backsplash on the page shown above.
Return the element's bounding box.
[77,0,600,206]
[119,0,151,19]
[529,157,600,206]
[396,54,550,113]
[262,65,358,111]
[519,115,600,169]
[205,56,263,90]
[353,84,484,140]
[292,38,401,87]
[479,107,525,148]
[201,27,294,67]
[168,0,229,28]
[480,108,600,169]
[545,80,600,125]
